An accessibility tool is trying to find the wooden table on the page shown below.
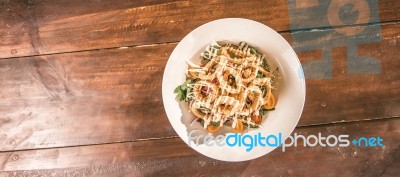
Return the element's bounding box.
[0,0,399,176]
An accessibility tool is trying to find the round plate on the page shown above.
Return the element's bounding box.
[162,18,306,161]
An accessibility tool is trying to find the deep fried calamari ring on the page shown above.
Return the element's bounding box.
[192,81,219,102]
[216,66,242,94]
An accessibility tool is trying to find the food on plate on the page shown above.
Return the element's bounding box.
[174,41,279,133]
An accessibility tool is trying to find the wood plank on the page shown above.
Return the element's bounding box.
[292,22,400,125]
[1,0,399,59]
[0,44,175,151]
[0,22,399,151]
[0,118,399,176]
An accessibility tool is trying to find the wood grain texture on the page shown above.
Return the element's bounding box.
[0,44,175,151]
[0,0,399,59]
[0,1,399,175]
[0,22,399,151]
[293,21,400,126]
[0,118,399,176]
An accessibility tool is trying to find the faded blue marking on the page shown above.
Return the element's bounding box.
[288,0,382,79]
[300,48,333,79]
[347,45,381,74]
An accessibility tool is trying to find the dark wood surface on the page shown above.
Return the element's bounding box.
[1,119,399,176]
[0,0,399,176]
[1,0,399,59]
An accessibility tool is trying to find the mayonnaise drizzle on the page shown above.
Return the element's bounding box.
[185,42,276,130]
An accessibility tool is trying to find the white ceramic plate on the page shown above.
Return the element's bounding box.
[162,18,306,161]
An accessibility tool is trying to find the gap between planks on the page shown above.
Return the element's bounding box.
[0,41,179,61]
[0,19,399,61]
